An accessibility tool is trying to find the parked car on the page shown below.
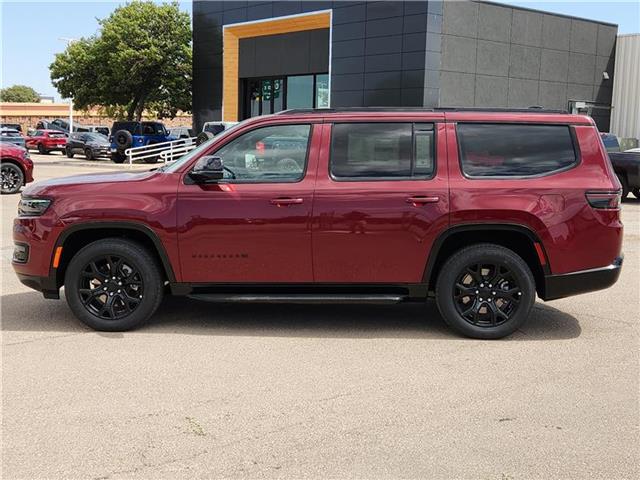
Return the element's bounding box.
[109,121,176,163]
[12,108,623,338]
[66,132,110,160]
[35,118,90,135]
[196,121,237,145]
[1,143,33,194]
[0,128,26,148]
[0,123,23,133]
[82,125,110,136]
[169,126,194,139]
[609,150,640,200]
[25,129,67,154]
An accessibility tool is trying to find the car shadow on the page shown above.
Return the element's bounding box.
[1,291,581,341]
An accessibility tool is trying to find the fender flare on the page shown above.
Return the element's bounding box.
[422,223,551,286]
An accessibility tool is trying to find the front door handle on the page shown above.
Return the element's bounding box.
[406,196,440,205]
[270,197,304,206]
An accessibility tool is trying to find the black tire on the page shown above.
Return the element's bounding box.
[37,143,48,154]
[64,239,164,331]
[196,131,215,146]
[633,188,640,199]
[111,152,126,164]
[66,148,74,158]
[114,129,133,150]
[617,174,629,200]
[1,162,24,194]
[84,148,93,161]
[435,244,536,339]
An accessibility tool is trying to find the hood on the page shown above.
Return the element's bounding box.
[23,169,157,196]
[87,139,110,147]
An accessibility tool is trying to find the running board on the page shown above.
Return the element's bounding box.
[187,294,407,304]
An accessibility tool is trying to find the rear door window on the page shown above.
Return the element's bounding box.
[330,123,435,180]
[457,124,577,177]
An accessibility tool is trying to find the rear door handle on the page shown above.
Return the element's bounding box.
[270,197,304,206]
[406,196,440,205]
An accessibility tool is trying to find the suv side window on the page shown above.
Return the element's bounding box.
[214,124,311,183]
[457,124,577,177]
[330,123,435,180]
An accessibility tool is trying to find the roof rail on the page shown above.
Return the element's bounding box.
[278,106,569,115]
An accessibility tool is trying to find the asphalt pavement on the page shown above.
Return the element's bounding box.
[1,152,638,479]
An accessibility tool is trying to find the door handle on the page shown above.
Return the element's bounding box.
[270,197,304,206]
[406,196,440,205]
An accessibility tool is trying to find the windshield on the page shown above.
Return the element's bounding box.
[86,132,107,141]
[163,121,245,173]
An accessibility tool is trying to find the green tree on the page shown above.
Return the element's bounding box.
[50,1,191,120]
[0,85,41,102]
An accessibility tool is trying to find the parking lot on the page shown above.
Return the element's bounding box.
[1,153,639,479]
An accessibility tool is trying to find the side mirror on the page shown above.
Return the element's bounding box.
[189,155,224,183]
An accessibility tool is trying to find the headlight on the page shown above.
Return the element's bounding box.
[18,197,51,217]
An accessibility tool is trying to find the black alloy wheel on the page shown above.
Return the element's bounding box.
[78,255,144,320]
[453,262,522,327]
[64,239,164,331]
[85,148,93,160]
[436,244,535,339]
[37,143,47,154]
[1,163,24,194]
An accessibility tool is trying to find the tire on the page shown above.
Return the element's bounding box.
[85,148,93,161]
[633,188,640,199]
[37,143,48,155]
[114,129,133,150]
[1,162,24,194]
[435,243,536,339]
[64,239,164,331]
[196,131,215,146]
[66,148,74,158]
[617,174,629,200]
[111,152,126,164]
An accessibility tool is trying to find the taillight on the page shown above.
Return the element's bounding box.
[585,191,621,209]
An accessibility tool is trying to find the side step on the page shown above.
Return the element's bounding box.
[187,294,407,304]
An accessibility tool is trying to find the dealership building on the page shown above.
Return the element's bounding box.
[192,0,618,131]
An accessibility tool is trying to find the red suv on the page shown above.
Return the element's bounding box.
[25,129,68,154]
[12,108,623,338]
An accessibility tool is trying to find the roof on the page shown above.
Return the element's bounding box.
[279,107,569,115]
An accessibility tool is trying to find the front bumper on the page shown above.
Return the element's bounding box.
[542,256,623,301]
[16,273,60,299]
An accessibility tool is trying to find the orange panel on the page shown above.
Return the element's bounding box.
[222,11,331,122]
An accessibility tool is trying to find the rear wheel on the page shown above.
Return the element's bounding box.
[111,152,126,163]
[435,244,535,339]
[1,162,24,194]
[632,187,640,199]
[617,174,629,200]
[64,239,164,331]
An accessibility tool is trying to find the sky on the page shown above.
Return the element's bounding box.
[1,0,638,101]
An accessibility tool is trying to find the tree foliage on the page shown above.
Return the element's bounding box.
[0,85,40,102]
[50,1,191,120]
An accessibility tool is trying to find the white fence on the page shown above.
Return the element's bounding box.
[124,137,197,165]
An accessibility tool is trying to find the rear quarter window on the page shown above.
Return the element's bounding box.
[457,124,578,177]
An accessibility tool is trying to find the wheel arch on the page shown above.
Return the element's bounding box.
[1,157,26,178]
[424,224,550,298]
[53,222,176,288]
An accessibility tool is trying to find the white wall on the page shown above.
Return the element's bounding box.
[611,34,640,139]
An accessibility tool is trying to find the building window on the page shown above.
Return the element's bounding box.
[287,75,314,109]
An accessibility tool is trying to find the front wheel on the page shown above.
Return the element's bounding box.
[64,239,164,331]
[37,143,48,155]
[632,187,640,199]
[84,148,93,161]
[66,148,74,158]
[435,244,536,339]
[1,162,24,194]
[111,152,126,163]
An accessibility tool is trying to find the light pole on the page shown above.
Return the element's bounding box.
[58,37,77,134]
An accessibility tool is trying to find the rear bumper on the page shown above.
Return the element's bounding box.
[542,256,623,301]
